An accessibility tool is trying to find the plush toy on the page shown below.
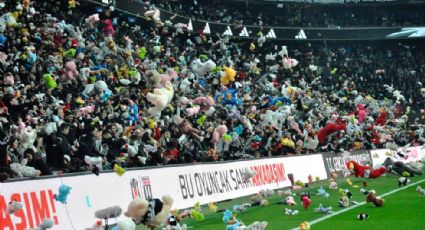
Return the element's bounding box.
[315,204,333,214]
[416,186,425,195]
[79,105,95,114]
[186,106,200,117]
[317,123,347,144]
[360,188,370,195]
[299,221,310,230]
[86,13,99,25]
[191,96,215,112]
[175,116,202,141]
[189,209,204,221]
[357,213,369,220]
[101,19,115,36]
[241,168,256,182]
[355,104,368,124]
[283,57,299,70]
[65,61,79,79]
[366,190,384,207]
[7,200,23,214]
[212,125,228,143]
[300,194,311,209]
[112,219,137,230]
[233,204,249,213]
[146,82,174,116]
[191,59,216,76]
[398,177,411,186]
[285,208,299,215]
[128,100,139,125]
[124,195,173,229]
[4,72,14,85]
[223,210,241,230]
[44,74,57,89]
[383,158,423,177]
[114,164,126,176]
[54,184,72,204]
[329,180,338,190]
[220,67,236,86]
[208,202,218,213]
[338,196,349,208]
[245,221,268,230]
[35,218,55,230]
[259,189,274,197]
[10,159,41,178]
[346,160,386,179]
[159,70,178,87]
[317,186,330,198]
[95,205,122,220]
[144,8,163,27]
[84,155,103,176]
[284,196,296,206]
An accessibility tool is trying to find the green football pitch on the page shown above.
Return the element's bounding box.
[137,173,425,230]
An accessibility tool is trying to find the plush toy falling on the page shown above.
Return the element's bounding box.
[114,164,126,176]
[54,184,72,204]
[7,200,23,214]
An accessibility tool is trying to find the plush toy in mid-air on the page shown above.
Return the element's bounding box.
[7,200,23,214]
[35,218,55,230]
[54,184,72,204]
[346,160,386,179]
[366,190,384,207]
[124,195,173,229]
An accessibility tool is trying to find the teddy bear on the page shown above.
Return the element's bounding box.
[124,195,173,229]
[212,125,228,144]
[65,60,79,80]
[146,81,174,116]
[175,116,202,141]
[144,8,163,27]
[284,196,296,206]
[191,59,216,76]
[17,126,37,154]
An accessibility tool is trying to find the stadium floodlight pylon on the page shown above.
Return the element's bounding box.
[203,23,211,34]
[295,29,307,39]
[223,26,233,36]
[239,27,249,37]
[266,28,276,38]
[187,20,193,31]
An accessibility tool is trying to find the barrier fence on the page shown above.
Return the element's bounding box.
[1,147,424,229]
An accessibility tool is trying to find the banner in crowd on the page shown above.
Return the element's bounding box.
[321,150,372,178]
[370,146,425,167]
[0,154,327,230]
[112,0,419,41]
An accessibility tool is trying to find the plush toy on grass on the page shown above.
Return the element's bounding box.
[417,186,425,195]
[357,213,369,220]
[329,179,338,190]
[300,193,311,209]
[360,188,370,195]
[54,184,72,204]
[285,208,299,215]
[7,200,23,214]
[233,204,249,213]
[366,190,384,207]
[284,196,296,206]
[317,186,330,198]
[346,160,386,178]
[259,189,274,197]
[208,202,218,213]
[315,204,333,214]
[124,195,173,229]
[398,177,411,186]
[223,210,241,230]
[299,221,310,230]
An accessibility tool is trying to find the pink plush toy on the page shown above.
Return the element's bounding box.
[212,125,228,143]
[79,105,95,114]
[191,96,215,111]
[186,106,200,117]
[159,70,177,87]
[85,13,99,24]
[101,19,115,36]
[356,104,368,124]
[4,73,14,85]
[283,57,299,70]
[65,61,79,80]
[285,196,296,206]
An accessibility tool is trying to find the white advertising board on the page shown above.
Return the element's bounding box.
[0,154,327,230]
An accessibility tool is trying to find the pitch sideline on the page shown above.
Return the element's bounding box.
[290,178,425,230]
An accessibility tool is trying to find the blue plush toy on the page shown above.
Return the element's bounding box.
[54,184,72,204]
[128,101,139,125]
[262,95,291,107]
[317,186,330,198]
[101,89,113,103]
[223,210,241,230]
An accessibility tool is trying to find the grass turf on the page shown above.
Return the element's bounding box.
[136,173,425,230]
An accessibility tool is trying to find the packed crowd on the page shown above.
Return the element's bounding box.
[1,0,425,181]
[150,0,425,27]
